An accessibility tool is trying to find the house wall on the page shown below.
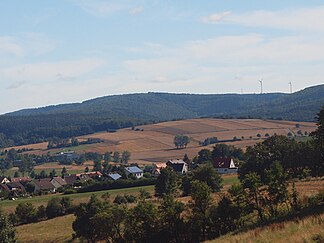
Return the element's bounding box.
[216,168,238,174]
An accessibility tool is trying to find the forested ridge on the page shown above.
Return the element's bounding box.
[0,84,323,148]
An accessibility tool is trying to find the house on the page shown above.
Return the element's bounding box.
[64,174,91,186]
[166,159,188,174]
[76,171,102,179]
[151,163,167,176]
[6,182,26,192]
[212,157,238,174]
[125,166,143,179]
[0,182,26,196]
[107,173,122,181]
[33,178,56,193]
[51,177,67,189]
[53,151,80,162]
[10,177,32,183]
[0,176,10,184]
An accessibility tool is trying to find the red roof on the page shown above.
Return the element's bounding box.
[33,178,55,190]
[11,177,32,183]
[213,157,236,169]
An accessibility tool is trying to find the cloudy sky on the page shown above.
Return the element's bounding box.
[1,0,324,114]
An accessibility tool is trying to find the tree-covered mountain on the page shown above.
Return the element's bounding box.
[0,84,323,148]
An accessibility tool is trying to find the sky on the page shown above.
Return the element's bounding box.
[0,0,324,114]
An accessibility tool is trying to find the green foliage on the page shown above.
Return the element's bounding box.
[15,203,37,224]
[121,150,131,164]
[155,167,179,197]
[192,164,223,192]
[173,134,190,149]
[0,210,16,243]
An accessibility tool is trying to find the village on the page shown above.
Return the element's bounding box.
[0,149,238,199]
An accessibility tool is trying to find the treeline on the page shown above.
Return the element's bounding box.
[47,137,103,149]
[0,114,139,148]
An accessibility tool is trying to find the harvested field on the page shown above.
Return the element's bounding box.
[6,118,316,165]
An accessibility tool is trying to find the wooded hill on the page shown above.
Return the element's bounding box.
[0,84,323,147]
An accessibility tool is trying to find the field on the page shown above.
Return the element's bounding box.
[13,178,324,243]
[8,118,316,166]
[211,213,324,243]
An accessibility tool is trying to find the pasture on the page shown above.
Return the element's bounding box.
[7,118,316,166]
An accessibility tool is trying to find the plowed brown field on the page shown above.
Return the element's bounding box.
[7,118,316,165]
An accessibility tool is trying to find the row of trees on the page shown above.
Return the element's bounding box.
[71,160,323,242]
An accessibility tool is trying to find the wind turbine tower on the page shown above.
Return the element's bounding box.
[258,79,263,94]
[288,82,293,94]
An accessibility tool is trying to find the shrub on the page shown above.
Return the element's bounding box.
[114,195,128,204]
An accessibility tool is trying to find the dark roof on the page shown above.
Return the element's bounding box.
[52,177,67,186]
[213,157,233,169]
[0,183,10,192]
[168,163,185,173]
[64,175,77,185]
[33,178,55,190]
[6,182,26,191]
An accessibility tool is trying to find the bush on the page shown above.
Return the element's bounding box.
[114,195,128,204]
[124,195,137,203]
[64,188,77,195]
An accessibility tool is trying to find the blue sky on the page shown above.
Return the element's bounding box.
[0,0,324,114]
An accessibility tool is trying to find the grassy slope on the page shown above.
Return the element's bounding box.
[209,213,324,243]
[16,214,76,243]
[0,185,154,213]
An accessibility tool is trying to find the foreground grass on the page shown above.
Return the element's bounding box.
[16,214,76,243]
[0,185,154,213]
[208,213,324,243]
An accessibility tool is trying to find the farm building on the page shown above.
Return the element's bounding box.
[166,159,188,174]
[125,166,143,179]
[107,173,122,181]
[212,157,238,174]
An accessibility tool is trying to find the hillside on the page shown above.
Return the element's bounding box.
[0,84,323,148]
[12,118,317,164]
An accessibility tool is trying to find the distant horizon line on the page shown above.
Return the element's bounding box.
[3,83,322,115]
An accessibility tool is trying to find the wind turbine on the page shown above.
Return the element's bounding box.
[288,81,293,94]
[258,79,263,94]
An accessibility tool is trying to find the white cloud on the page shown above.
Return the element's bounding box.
[129,6,144,15]
[202,6,324,33]
[0,58,105,82]
[0,36,24,56]
[201,11,231,24]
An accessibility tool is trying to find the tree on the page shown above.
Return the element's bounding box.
[13,171,19,178]
[93,159,102,172]
[188,181,212,241]
[104,152,112,163]
[15,202,37,224]
[49,169,56,178]
[71,137,79,147]
[173,135,190,149]
[155,167,178,197]
[0,209,16,243]
[264,161,289,217]
[18,155,34,177]
[196,149,212,164]
[72,195,106,242]
[121,150,131,164]
[192,164,223,192]
[46,198,64,219]
[243,172,264,221]
[124,201,159,242]
[113,151,120,163]
[61,167,67,176]
[158,195,186,242]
